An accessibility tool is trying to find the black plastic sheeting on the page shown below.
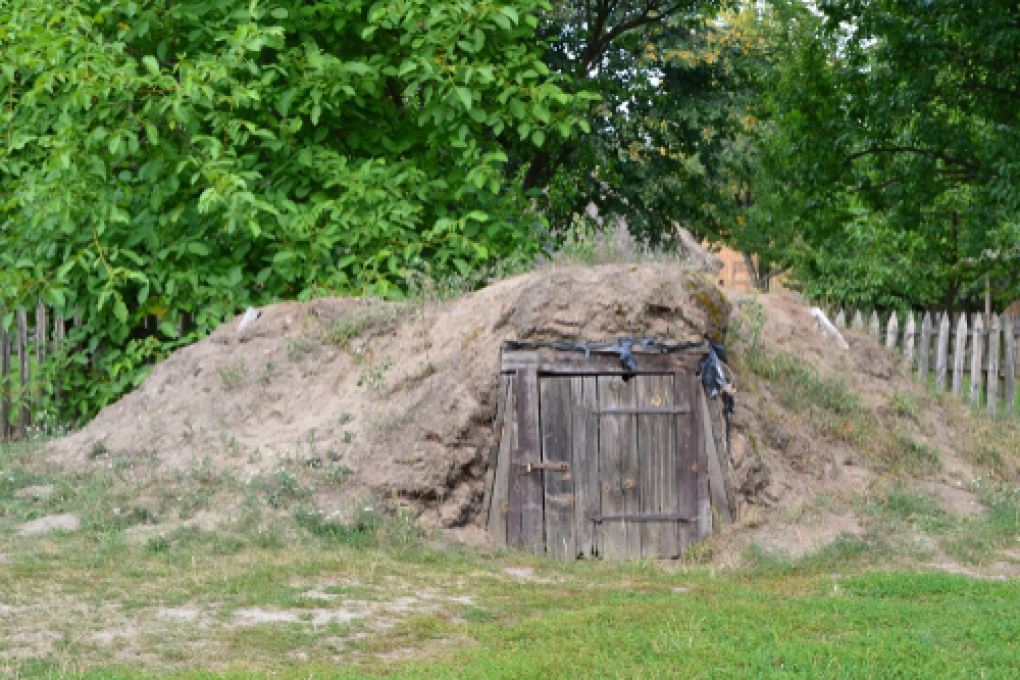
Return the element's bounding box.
[698,340,734,445]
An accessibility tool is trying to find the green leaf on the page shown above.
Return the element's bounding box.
[142,56,160,75]
[455,87,473,111]
[160,320,179,338]
[113,299,129,324]
[499,6,519,24]
[277,89,297,117]
[532,129,545,147]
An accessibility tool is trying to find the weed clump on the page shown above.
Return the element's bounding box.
[218,359,248,389]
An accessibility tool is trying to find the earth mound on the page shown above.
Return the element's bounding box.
[49,264,729,531]
[47,264,998,555]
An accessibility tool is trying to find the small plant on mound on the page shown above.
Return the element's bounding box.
[324,306,402,350]
[218,359,248,390]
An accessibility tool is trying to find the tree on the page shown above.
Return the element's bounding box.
[507,0,757,244]
[0,0,584,420]
[753,0,1020,310]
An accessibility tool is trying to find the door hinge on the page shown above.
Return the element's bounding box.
[520,462,569,473]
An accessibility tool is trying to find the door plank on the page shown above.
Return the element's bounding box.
[515,368,544,551]
[701,385,732,526]
[540,377,574,559]
[674,370,699,553]
[596,375,630,560]
[618,378,641,559]
[571,376,599,558]
[636,375,677,558]
[486,376,513,545]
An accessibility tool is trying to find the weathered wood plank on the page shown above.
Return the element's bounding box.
[540,377,574,559]
[835,309,846,329]
[987,315,1001,414]
[935,313,950,391]
[903,313,916,373]
[514,368,544,551]
[17,310,29,437]
[660,376,680,558]
[885,312,899,352]
[970,314,985,405]
[54,314,66,415]
[673,371,701,553]
[704,390,733,521]
[952,313,968,397]
[571,376,599,558]
[35,302,46,422]
[918,312,932,384]
[635,375,673,558]
[619,378,641,559]
[851,309,864,331]
[507,374,524,548]
[482,375,508,537]
[501,350,698,375]
[1005,315,1016,413]
[700,385,731,527]
[689,374,710,541]
[869,311,881,340]
[596,375,630,560]
[1,306,9,441]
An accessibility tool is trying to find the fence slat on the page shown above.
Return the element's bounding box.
[1004,314,1016,412]
[852,310,864,332]
[869,311,881,340]
[835,309,846,329]
[17,310,29,438]
[918,312,933,383]
[952,313,968,397]
[885,312,899,352]
[54,314,65,415]
[987,315,1001,414]
[935,313,950,391]
[1,306,9,441]
[36,302,46,423]
[903,312,916,373]
[970,314,984,405]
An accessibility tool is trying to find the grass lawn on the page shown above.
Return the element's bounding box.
[3,437,1019,679]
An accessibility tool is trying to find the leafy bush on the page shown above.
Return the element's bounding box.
[0,0,586,424]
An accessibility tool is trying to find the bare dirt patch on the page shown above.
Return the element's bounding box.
[17,513,79,536]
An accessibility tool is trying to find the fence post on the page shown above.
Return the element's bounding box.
[970,314,984,405]
[885,312,899,352]
[852,309,864,332]
[935,313,950,391]
[1,306,8,441]
[903,312,916,374]
[987,315,1001,414]
[869,311,881,340]
[17,310,29,438]
[54,314,65,418]
[952,313,968,398]
[1004,314,1016,413]
[835,309,846,329]
[35,301,46,426]
[918,312,933,384]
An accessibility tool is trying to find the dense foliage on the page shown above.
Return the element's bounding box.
[751,0,1020,310]
[1,0,584,420]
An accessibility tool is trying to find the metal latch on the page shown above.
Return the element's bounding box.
[521,462,569,473]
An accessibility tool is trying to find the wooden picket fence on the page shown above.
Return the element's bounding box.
[830,307,1020,415]
[1,300,196,442]
[0,301,75,442]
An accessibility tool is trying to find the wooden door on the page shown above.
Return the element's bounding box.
[489,372,700,560]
